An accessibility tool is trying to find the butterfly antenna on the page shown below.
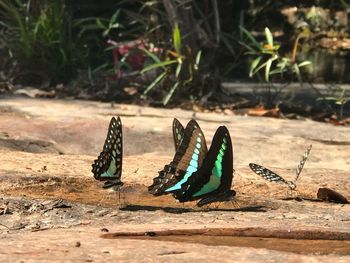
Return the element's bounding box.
[293,144,312,185]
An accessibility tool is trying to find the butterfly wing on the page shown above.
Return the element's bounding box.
[172,118,185,151]
[148,119,208,196]
[293,144,312,184]
[92,117,123,189]
[169,126,234,204]
[249,163,290,186]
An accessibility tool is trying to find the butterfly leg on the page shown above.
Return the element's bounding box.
[286,188,297,200]
[117,190,124,209]
[202,203,213,211]
[230,199,240,209]
[98,190,115,207]
[98,191,108,206]
[293,189,302,201]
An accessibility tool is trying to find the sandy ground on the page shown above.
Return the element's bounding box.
[0,97,349,262]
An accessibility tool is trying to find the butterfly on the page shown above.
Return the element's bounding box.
[249,144,312,190]
[167,126,236,207]
[148,119,208,196]
[91,117,123,192]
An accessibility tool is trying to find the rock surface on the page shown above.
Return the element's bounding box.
[0,97,349,262]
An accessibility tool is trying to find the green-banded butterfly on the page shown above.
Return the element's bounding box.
[168,126,236,207]
[148,119,208,196]
[249,145,312,190]
[92,117,123,191]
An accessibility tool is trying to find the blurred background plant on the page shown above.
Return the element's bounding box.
[141,24,201,105]
[240,26,312,108]
[317,86,350,121]
[0,0,72,86]
[0,0,349,122]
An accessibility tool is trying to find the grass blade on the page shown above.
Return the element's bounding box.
[141,59,177,73]
[143,71,167,95]
[163,82,179,105]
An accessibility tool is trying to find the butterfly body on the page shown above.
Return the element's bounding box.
[92,117,123,191]
[168,126,235,206]
[148,119,208,196]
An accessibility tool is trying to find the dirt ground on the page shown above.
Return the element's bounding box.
[0,97,349,262]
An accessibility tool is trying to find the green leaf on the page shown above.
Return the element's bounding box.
[96,18,105,29]
[143,71,167,95]
[163,82,179,105]
[249,56,262,77]
[253,60,268,76]
[110,23,122,29]
[175,61,182,78]
[194,50,202,70]
[110,9,121,25]
[140,48,161,64]
[298,61,312,67]
[239,41,258,54]
[293,63,302,83]
[265,58,273,81]
[320,97,337,101]
[173,24,182,54]
[141,59,177,73]
[269,68,287,75]
[265,27,273,47]
[239,26,260,49]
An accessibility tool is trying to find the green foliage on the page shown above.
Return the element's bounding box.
[74,9,123,39]
[0,0,72,84]
[240,26,311,84]
[239,26,313,108]
[0,0,347,108]
[317,87,350,120]
[73,8,125,84]
[141,24,201,105]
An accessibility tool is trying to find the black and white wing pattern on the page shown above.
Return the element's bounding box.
[91,117,123,190]
[249,163,291,187]
[293,144,312,184]
[249,144,312,191]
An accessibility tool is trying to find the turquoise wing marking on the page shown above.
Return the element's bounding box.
[165,136,203,192]
[100,156,117,178]
[192,137,227,197]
